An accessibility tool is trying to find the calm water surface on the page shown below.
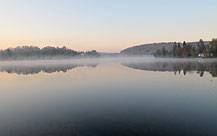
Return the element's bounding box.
[0,58,217,136]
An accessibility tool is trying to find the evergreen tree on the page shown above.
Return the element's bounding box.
[186,44,192,56]
[210,39,217,57]
[183,41,187,47]
[172,42,177,57]
[162,46,168,56]
[197,39,205,54]
[177,43,182,57]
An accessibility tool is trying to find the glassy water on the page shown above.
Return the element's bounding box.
[0,58,217,136]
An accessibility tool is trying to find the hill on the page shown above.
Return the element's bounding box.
[120,41,209,55]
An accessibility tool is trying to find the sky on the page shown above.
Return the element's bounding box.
[0,0,217,52]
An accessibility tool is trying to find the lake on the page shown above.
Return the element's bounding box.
[0,58,217,136]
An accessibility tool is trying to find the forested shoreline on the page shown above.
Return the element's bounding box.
[154,38,217,58]
[0,46,100,60]
[1,38,217,60]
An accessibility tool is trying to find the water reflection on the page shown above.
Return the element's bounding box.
[0,59,217,136]
[1,59,217,77]
[123,61,217,77]
[0,63,98,75]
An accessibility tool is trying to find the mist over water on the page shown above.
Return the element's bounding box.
[0,57,217,136]
[0,57,217,76]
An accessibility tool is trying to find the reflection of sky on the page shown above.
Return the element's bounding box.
[0,63,216,95]
[0,0,217,52]
[0,63,217,135]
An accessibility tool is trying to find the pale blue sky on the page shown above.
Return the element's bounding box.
[0,0,216,52]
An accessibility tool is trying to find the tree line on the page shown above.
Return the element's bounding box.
[154,38,217,57]
[0,46,100,60]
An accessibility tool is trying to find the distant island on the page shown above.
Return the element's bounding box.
[121,38,217,58]
[0,46,100,60]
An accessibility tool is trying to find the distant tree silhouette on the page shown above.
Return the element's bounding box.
[210,38,217,57]
[154,38,217,58]
[0,46,100,60]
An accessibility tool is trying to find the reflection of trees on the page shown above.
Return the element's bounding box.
[0,64,98,75]
[123,61,217,77]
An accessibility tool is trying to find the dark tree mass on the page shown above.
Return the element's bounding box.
[154,38,217,58]
[0,46,100,60]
